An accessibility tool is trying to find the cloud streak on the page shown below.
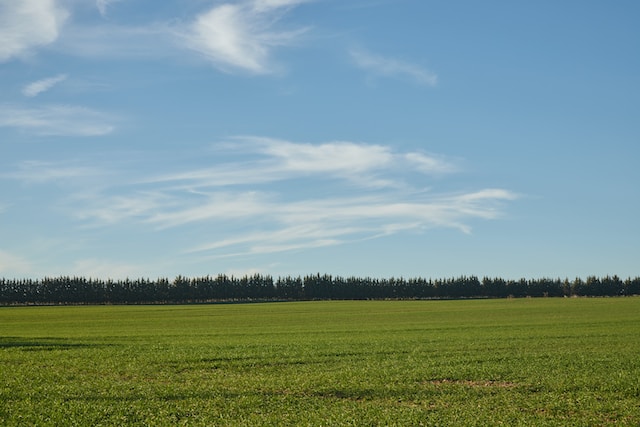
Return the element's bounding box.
[0,0,68,62]
[22,74,68,97]
[2,161,106,184]
[350,48,438,86]
[96,0,125,17]
[1,138,517,263]
[181,189,517,257]
[0,104,115,136]
[181,0,310,74]
[149,136,454,190]
[67,137,516,257]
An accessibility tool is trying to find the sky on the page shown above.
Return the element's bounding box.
[1,0,639,280]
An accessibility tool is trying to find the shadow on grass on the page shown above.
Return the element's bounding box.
[171,349,410,371]
[0,336,109,351]
[58,387,383,404]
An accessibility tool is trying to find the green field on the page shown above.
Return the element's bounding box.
[1,298,639,426]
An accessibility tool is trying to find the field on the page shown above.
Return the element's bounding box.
[1,298,639,426]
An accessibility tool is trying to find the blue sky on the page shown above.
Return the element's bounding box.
[1,0,638,280]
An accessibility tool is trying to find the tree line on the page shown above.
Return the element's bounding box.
[0,274,638,305]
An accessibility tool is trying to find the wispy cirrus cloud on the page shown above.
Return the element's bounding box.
[350,48,438,86]
[22,74,68,97]
[0,104,115,136]
[0,0,308,70]
[150,136,453,190]
[2,160,106,184]
[1,139,517,263]
[181,0,311,74]
[256,137,393,173]
[66,137,516,257]
[0,0,69,62]
[184,189,517,257]
[96,0,126,17]
[73,191,171,225]
[84,188,492,257]
[253,0,312,10]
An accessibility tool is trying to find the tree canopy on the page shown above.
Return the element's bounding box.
[1,274,638,305]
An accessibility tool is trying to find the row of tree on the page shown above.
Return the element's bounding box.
[0,274,638,305]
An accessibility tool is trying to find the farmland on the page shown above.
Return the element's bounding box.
[1,298,639,425]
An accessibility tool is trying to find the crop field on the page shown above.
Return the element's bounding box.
[1,298,639,426]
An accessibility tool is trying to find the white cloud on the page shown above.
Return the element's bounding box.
[405,152,456,174]
[182,0,309,74]
[254,137,393,173]
[146,191,273,229]
[182,188,517,257]
[252,0,311,11]
[0,0,69,62]
[189,224,350,253]
[189,220,374,258]
[73,191,171,225]
[22,74,68,97]
[51,137,515,259]
[2,161,105,184]
[454,188,518,203]
[350,48,438,86]
[149,136,454,190]
[0,104,115,136]
[96,0,125,17]
[17,1,306,71]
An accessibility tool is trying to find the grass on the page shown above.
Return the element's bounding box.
[1,298,639,426]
